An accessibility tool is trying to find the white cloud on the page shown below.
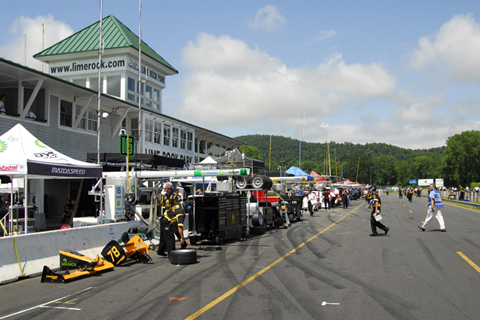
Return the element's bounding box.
[248,5,286,32]
[407,13,480,82]
[0,15,73,71]
[177,33,397,136]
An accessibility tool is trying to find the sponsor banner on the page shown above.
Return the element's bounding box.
[435,178,444,188]
[0,163,26,174]
[418,179,434,186]
[409,179,417,184]
[27,162,102,178]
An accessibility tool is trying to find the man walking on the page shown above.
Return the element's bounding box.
[418,183,446,232]
[369,191,389,236]
[323,188,330,210]
[308,191,317,216]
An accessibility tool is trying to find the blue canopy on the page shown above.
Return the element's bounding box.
[285,166,314,180]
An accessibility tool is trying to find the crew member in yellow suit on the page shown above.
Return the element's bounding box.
[155,182,186,257]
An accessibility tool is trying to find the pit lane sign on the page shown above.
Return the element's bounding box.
[120,134,135,156]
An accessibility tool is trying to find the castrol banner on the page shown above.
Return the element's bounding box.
[0,163,26,175]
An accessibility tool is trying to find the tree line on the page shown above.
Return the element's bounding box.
[235,130,480,188]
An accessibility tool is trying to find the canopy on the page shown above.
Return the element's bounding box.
[285,166,314,180]
[199,156,217,165]
[0,124,102,179]
[215,148,265,169]
[310,171,327,182]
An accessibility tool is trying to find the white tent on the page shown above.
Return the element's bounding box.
[199,156,217,165]
[194,155,217,169]
[0,124,102,234]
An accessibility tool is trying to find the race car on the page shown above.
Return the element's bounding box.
[41,235,151,283]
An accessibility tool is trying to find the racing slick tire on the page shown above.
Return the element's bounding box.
[169,249,197,265]
[251,175,273,190]
[251,212,264,227]
[235,176,252,189]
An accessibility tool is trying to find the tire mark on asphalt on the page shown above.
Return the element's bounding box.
[464,238,480,250]
[417,239,443,273]
[382,248,391,273]
[315,261,419,320]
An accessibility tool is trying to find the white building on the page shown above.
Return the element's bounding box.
[0,15,244,226]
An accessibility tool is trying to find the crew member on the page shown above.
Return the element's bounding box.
[156,182,186,257]
[459,185,465,201]
[308,191,317,216]
[125,196,136,221]
[370,191,390,236]
[342,188,349,209]
[323,188,330,210]
[418,183,446,232]
[407,187,414,203]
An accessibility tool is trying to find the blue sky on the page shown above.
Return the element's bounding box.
[1,0,480,149]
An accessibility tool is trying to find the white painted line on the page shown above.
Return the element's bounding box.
[321,301,340,306]
[39,306,81,311]
[0,287,94,319]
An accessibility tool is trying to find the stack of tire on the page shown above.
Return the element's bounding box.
[235,175,273,190]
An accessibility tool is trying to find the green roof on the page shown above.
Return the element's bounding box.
[34,15,178,74]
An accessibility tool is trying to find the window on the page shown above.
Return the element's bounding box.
[154,121,162,144]
[60,100,73,127]
[131,118,138,140]
[23,88,46,121]
[163,125,171,146]
[60,99,97,132]
[187,132,193,151]
[145,85,152,108]
[172,127,179,148]
[107,75,121,97]
[199,140,206,154]
[153,89,161,111]
[145,85,152,99]
[145,119,153,143]
[89,77,100,90]
[127,77,162,109]
[87,109,97,132]
[128,77,136,92]
[73,78,86,87]
[180,130,186,149]
[75,105,86,129]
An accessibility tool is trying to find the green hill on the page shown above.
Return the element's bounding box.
[234,134,446,186]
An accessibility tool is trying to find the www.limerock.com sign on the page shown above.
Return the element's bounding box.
[48,56,164,85]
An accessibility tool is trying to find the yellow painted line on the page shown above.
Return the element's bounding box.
[409,210,413,213]
[185,204,363,320]
[403,205,405,207]
[457,252,480,273]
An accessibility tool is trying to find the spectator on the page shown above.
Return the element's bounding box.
[26,108,36,120]
[0,94,6,115]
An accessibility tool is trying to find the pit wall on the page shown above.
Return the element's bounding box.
[0,221,141,285]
